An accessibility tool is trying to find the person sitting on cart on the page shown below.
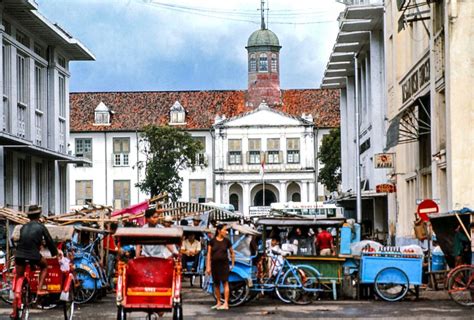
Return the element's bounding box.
[315,227,335,256]
[267,237,291,277]
[453,224,471,266]
[137,209,178,259]
[11,205,58,317]
[181,232,201,271]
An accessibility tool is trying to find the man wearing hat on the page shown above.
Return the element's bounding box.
[12,205,58,317]
[192,216,201,227]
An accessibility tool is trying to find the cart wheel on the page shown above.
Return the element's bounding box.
[117,306,127,320]
[74,268,97,304]
[18,278,30,320]
[447,265,474,307]
[63,284,75,320]
[374,267,409,302]
[172,303,183,320]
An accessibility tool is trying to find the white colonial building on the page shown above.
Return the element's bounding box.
[0,0,93,214]
[69,23,340,215]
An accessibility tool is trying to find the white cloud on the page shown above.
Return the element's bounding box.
[37,0,344,91]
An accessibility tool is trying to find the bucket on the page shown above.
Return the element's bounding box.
[431,252,446,271]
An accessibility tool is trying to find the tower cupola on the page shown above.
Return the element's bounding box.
[246,1,282,108]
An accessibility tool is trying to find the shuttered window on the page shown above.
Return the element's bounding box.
[190,180,206,203]
[287,138,300,163]
[193,136,206,165]
[266,138,281,164]
[113,138,130,166]
[228,139,242,165]
[76,180,93,205]
[247,138,261,164]
[113,180,130,209]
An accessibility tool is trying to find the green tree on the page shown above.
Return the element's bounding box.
[136,125,205,201]
[318,128,341,192]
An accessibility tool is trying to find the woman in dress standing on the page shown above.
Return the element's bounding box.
[206,224,235,310]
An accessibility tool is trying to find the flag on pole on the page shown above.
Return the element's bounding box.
[260,156,265,178]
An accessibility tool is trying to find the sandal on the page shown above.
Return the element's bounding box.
[211,304,221,310]
[217,305,229,310]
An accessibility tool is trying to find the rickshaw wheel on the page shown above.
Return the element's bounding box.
[447,265,474,307]
[116,306,127,320]
[374,267,409,302]
[172,302,183,320]
[0,261,15,304]
[73,268,97,304]
[213,281,249,307]
[18,278,30,320]
[63,284,75,320]
[277,267,312,305]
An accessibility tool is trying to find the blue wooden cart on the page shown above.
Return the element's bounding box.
[360,251,423,302]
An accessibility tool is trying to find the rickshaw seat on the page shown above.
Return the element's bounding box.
[126,257,174,289]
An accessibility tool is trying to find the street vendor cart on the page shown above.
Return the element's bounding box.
[114,227,184,320]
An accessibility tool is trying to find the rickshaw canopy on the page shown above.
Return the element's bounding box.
[256,217,346,227]
[229,222,261,236]
[181,225,212,234]
[12,225,75,243]
[114,227,183,245]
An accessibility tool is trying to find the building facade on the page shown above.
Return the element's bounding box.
[323,0,474,244]
[69,25,340,215]
[322,0,389,242]
[0,0,93,215]
[384,0,474,243]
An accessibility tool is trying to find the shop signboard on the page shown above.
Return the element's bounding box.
[374,153,395,169]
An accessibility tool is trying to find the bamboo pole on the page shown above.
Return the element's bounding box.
[455,213,471,241]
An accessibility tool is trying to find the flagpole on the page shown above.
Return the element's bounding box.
[263,174,265,206]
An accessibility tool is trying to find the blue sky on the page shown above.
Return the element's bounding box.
[36,0,344,92]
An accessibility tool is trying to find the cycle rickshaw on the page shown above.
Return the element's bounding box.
[11,225,76,320]
[181,225,211,288]
[114,227,184,320]
[429,209,473,307]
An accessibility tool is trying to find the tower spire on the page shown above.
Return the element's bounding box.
[260,0,266,30]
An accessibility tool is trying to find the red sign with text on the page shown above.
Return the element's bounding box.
[417,199,439,222]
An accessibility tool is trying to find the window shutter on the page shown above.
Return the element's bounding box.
[122,139,130,153]
[265,151,269,163]
[227,152,230,165]
[246,151,250,164]
[279,151,283,163]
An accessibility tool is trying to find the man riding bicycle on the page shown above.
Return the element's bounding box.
[11,205,58,318]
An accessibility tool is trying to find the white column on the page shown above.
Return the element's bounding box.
[308,182,316,202]
[301,181,308,202]
[215,182,222,204]
[279,181,287,203]
[243,182,250,217]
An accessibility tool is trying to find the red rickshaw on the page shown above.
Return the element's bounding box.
[115,227,184,320]
[11,225,76,320]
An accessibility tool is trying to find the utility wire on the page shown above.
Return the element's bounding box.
[137,0,337,25]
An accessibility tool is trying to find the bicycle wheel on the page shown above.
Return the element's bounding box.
[74,268,97,304]
[374,267,409,302]
[447,265,474,307]
[276,266,312,305]
[18,278,30,320]
[294,264,321,303]
[63,284,75,320]
[0,264,15,304]
[213,281,249,307]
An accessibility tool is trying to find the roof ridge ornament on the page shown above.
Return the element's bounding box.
[257,100,270,110]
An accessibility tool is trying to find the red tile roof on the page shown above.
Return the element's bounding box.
[70,89,339,132]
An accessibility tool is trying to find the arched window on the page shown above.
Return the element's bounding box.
[271,54,278,72]
[249,54,256,72]
[258,53,268,72]
[229,193,239,211]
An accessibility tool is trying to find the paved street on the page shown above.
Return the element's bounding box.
[0,285,471,319]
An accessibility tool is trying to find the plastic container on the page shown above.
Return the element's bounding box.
[431,248,446,271]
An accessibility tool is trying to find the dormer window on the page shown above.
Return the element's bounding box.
[169,101,186,124]
[94,101,110,125]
